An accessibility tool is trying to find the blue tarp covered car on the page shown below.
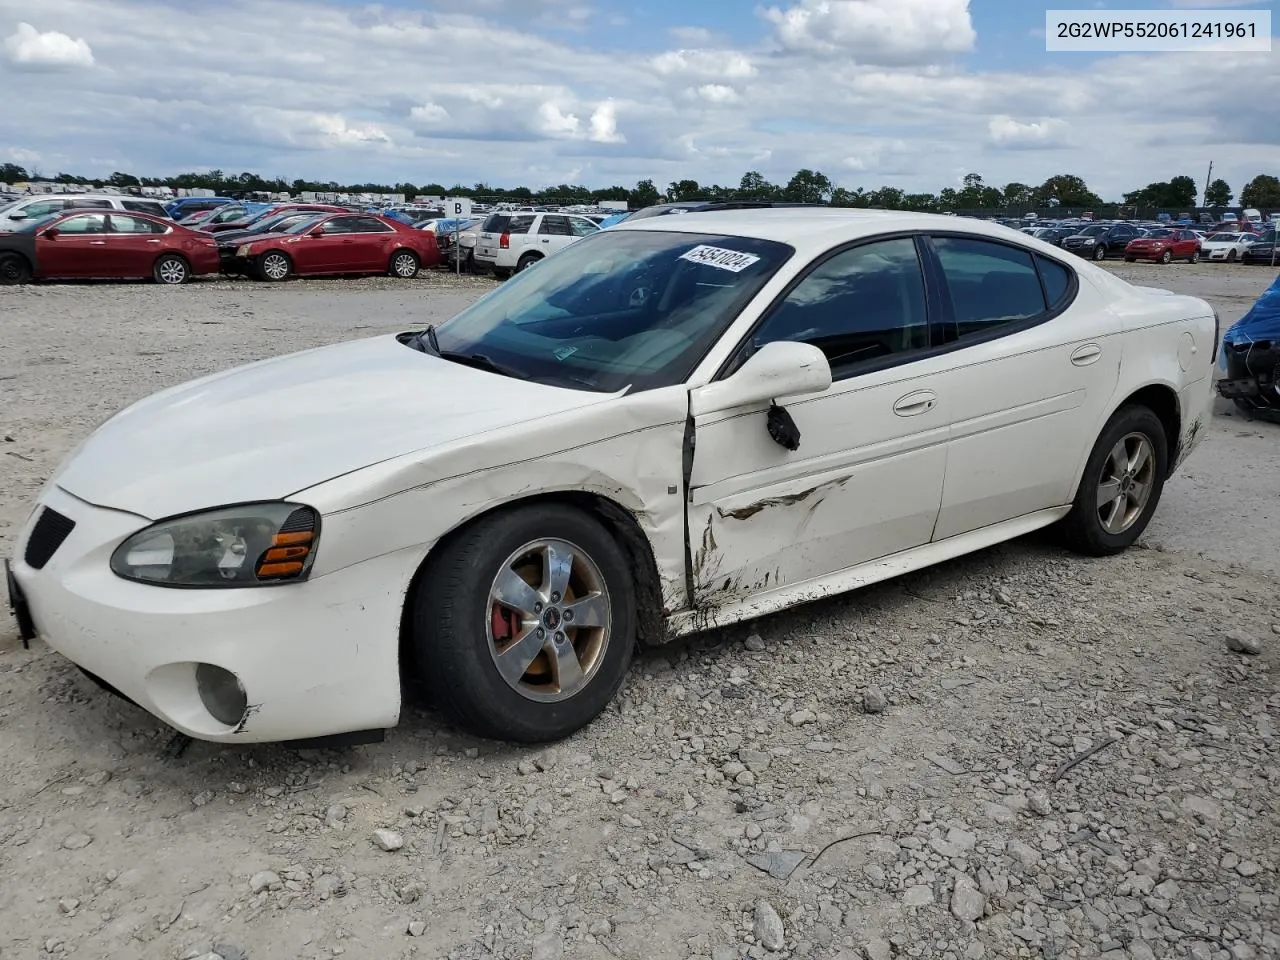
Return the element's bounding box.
[1217,273,1280,413]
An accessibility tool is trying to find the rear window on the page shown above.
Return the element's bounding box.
[123,200,167,216]
[481,214,535,234]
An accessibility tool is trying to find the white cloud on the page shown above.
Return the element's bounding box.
[3,21,94,69]
[762,0,975,63]
[409,102,451,125]
[588,100,624,143]
[987,115,1070,148]
[6,146,41,164]
[651,48,756,79]
[538,101,581,138]
[696,83,740,104]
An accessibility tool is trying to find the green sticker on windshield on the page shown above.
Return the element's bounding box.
[554,346,579,361]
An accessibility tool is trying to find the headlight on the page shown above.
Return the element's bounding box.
[110,502,319,587]
[1082,238,1096,244]
[236,244,250,257]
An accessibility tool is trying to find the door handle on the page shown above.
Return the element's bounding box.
[893,389,937,417]
[541,238,550,243]
[1071,343,1102,366]
[146,239,160,243]
[89,240,106,245]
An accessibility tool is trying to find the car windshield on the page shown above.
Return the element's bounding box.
[429,229,793,393]
[1078,225,1109,237]
[15,213,59,233]
[1208,233,1239,242]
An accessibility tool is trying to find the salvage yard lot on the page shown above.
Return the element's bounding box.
[1,263,1277,960]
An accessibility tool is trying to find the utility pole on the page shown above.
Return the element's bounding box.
[1202,160,1213,209]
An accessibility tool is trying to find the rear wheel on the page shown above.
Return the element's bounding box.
[411,504,636,743]
[516,253,542,273]
[153,254,189,285]
[1060,405,1168,556]
[1189,249,1200,263]
[258,251,292,282]
[0,252,31,284]
[389,249,419,279]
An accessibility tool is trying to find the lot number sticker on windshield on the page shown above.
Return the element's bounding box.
[679,245,761,273]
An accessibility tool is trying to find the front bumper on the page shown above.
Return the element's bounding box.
[10,484,414,743]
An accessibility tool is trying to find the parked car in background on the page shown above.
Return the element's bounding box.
[5,209,1217,745]
[1123,228,1201,264]
[0,210,218,284]
[232,213,441,281]
[1200,232,1258,262]
[1217,273,1280,416]
[0,194,170,233]
[165,196,234,220]
[203,203,345,235]
[1241,230,1278,265]
[182,202,274,228]
[1061,222,1141,261]
[214,212,329,273]
[1031,226,1075,247]
[473,211,600,278]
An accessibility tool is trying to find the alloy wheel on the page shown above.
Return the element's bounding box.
[157,258,186,284]
[262,254,289,280]
[1096,432,1156,534]
[485,538,611,703]
[392,252,417,277]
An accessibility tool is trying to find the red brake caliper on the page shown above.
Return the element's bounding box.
[491,605,515,643]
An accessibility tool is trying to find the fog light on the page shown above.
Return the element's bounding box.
[196,663,248,726]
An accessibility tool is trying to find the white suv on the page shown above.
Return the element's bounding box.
[0,194,170,232]
[474,212,599,278]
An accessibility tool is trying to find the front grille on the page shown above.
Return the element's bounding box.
[23,507,76,570]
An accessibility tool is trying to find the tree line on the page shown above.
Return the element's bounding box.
[2,162,1277,211]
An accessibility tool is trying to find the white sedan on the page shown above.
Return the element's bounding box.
[6,210,1218,745]
[1199,232,1258,262]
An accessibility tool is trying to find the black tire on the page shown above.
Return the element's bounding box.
[153,254,189,285]
[464,250,476,274]
[1189,249,1200,264]
[0,252,32,284]
[1159,249,1173,264]
[1093,245,1106,261]
[389,249,419,279]
[492,267,511,280]
[516,253,541,273]
[1060,405,1169,556]
[1123,256,1135,263]
[412,504,636,743]
[257,250,292,282]
[1227,250,1237,262]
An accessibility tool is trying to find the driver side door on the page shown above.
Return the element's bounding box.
[685,236,949,607]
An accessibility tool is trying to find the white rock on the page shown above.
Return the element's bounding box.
[1225,631,1262,655]
[753,900,785,951]
[248,870,280,893]
[902,885,934,906]
[406,921,426,937]
[372,829,404,852]
[863,939,892,960]
[951,876,986,922]
[1026,789,1052,816]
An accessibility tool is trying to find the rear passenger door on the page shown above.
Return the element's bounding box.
[923,235,1121,540]
[105,214,167,276]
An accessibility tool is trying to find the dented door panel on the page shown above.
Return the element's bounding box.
[685,372,948,610]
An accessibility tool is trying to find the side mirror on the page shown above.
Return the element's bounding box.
[310,227,325,237]
[691,341,832,416]
[9,210,28,221]
[42,227,59,239]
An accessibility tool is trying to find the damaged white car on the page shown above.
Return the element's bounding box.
[6,210,1218,745]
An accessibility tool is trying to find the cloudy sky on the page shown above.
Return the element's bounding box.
[0,0,1275,200]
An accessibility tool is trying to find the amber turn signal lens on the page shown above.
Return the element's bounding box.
[273,531,313,546]
[254,507,318,581]
[257,561,305,577]
[264,545,310,562]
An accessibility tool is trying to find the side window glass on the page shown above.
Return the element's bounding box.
[751,237,929,376]
[351,216,393,233]
[569,217,599,238]
[110,215,164,235]
[55,214,108,234]
[322,217,356,234]
[1034,255,1072,310]
[539,215,571,236]
[71,199,113,209]
[507,215,535,235]
[933,237,1047,338]
[26,200,67,217]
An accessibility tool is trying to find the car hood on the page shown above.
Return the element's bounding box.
[54,335,614,519]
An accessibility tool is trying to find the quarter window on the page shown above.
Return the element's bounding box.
[1035,254,1072,310]
[750,237,930,376]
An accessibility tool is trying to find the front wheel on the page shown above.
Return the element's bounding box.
[412,504,636,743]
[153,254,189,285]
[257,251,292,282]
[1227,250,1237,262]
[0,252,32,284]
[1092,245,1106,261]
[1159,249,1173,264]
[1059,405,1168,556]
[389,250,419,279]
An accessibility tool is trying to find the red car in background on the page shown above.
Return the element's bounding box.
[1123,228,1201,264]
[0,210,219,284]
[233,212,442,281]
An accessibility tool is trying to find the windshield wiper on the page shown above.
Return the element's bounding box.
[438,350,524,380]
[404,325,441,355]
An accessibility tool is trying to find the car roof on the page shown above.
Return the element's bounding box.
[613,207,1053,249]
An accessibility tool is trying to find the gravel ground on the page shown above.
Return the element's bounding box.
[1,263,1277,960]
